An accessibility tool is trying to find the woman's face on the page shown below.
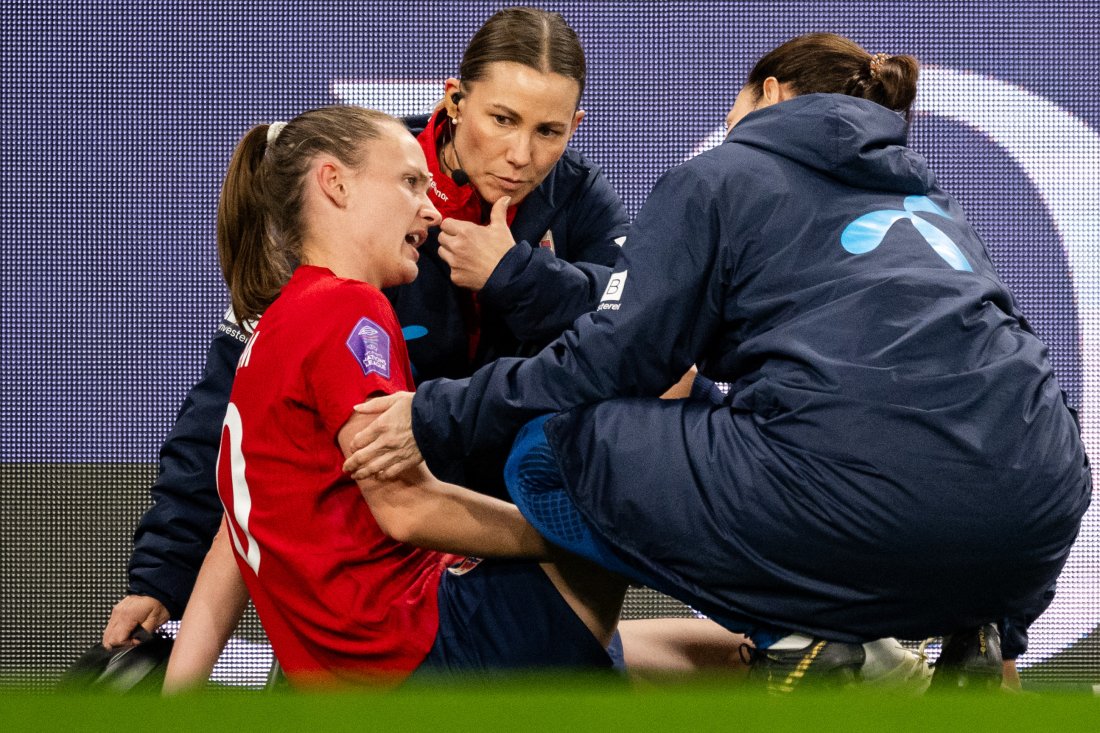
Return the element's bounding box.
[347,126,442,288]
[447,62,584,206]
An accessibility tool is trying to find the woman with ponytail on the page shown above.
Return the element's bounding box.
[349,33,1091,690]
[107,7,627,653]
[163,106,634,690]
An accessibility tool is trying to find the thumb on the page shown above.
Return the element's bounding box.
[490,196,511,226]
[352,393,400,414]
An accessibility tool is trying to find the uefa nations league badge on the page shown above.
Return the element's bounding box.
[346,317,390,379]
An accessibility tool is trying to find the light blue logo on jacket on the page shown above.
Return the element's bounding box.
[401,325,428,342]
[841,196,973,272]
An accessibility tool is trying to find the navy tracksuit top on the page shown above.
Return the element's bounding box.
[411,94,1092,646]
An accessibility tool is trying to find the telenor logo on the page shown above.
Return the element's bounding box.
[840,195,973,271]
[401,325,428,342]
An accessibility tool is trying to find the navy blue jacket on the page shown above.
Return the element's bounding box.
[127,119,627,618]
[411,95,1091,651]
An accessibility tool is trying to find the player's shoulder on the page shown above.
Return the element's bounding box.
[284,267,397,327]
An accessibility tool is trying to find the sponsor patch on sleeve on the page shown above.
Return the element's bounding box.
[345,317,391,380]
[600,271,627,301]
[597,270,628,312]
[217,305,253,344]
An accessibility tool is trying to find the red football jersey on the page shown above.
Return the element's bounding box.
[216,265,448,685]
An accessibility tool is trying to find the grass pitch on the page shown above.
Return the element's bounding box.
[3,675,1098,732]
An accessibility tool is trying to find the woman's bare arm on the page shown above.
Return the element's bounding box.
[339,410,550,558]
[162,519,249,694]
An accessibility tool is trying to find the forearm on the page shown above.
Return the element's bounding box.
[129,324,246,616]
[411,306,692,484]
[339,410,550,558]
[163,520,249,694]
[360,471,551,558]
[129,497,222,617]
[481,244,614,342]
[483,168,627,342]
[412,164,718,481]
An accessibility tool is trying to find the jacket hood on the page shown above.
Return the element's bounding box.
[727,93,934,193]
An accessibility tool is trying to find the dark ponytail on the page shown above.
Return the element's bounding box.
[843,52,920,115]
[747,33,919,118]
[216,124,289,326]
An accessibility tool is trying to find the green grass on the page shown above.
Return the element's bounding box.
[3,676,1098,732]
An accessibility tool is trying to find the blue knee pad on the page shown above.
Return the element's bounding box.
[505,415,637,579]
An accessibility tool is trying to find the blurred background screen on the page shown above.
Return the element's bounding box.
[2,0,1097,689]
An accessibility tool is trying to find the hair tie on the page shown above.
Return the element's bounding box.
[868,53,891,79]
[267,121,287,145]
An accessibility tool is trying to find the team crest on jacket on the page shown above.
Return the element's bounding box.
[346,317,390,379]
[538,229,555,253]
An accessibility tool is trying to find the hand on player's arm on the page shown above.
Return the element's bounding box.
[342,391,421,480]
[102,594,171,648]
[162,518,250,694]
[340,411,549,559]
[437,196,514,290]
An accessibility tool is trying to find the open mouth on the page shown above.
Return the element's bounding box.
[404,231,426,247]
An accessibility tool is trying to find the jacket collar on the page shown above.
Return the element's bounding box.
[417,109,485,224]
[727,94,933,194]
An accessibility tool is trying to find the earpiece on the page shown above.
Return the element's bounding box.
[447,107,471,186]
[450,142,471,187]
